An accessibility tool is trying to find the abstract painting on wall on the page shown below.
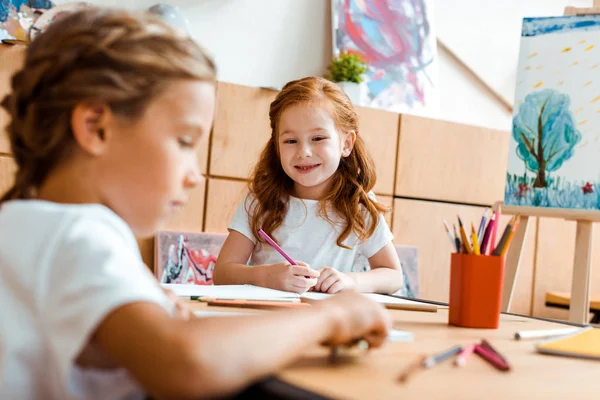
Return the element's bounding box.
[0,0,54,42]
[331,0,437,114]
[155,231,227,286]
[506,15,600,210]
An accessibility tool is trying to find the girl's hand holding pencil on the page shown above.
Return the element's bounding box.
[260,261,320,293]
[443,209,520,257]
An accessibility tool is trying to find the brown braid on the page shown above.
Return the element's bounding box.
[0,8,216,202]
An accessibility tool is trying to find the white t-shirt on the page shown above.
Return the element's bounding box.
[0,200,173,400]
[228,194,394,272]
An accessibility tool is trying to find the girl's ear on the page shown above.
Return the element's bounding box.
[341,130,356,157]
[71,103,111,156]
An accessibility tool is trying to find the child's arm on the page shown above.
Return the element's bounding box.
[213,230,319,293]
[348,241,404,293]
[94,291,390,399]
[314,242,403,294]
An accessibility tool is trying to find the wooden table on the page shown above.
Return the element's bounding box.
[187,299,599,400]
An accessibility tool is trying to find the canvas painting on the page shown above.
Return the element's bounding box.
[155,231,227,286]
[506,15,600,210]
[331,0,437,114]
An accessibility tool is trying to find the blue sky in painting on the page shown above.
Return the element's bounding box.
[522,15,600,37]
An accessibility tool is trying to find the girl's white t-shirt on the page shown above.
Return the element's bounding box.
[228,194,394,272]
[0,200,174,400]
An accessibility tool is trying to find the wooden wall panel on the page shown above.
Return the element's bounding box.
[395,114,509,206]
[0,155,16,195]
[377,194,393,230]
[209,82,276,179]
[532,218,600,321]
[138,179,206,270]
[0,45,25,155]
[204,178,248,234]
[355,106,398,196]
[392,198,535,309]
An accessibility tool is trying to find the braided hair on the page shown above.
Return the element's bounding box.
[0,8,216,202]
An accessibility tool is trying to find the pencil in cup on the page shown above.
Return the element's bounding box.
[491,215,520,257]
[470,223,481,255]
[480,213,496,255]
[443,220,459,253]
[258,228,312,279]
[457,216,473,254]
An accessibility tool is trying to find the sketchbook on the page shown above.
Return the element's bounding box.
[162,283,300,300]
[536,327,600,360]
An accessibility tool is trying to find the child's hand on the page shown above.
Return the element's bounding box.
[162,287,193,320]
[317,290,391,349]
[313,267,356,294]
[262,261,319,293]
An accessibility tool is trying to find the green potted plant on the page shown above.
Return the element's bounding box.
[327,51,367,104]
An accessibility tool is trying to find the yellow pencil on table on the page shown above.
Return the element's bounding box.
[457,216,472,254]
[471,223,481,255]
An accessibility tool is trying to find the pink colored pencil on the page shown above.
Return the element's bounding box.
[258,229,313,280]
[258,229,297,265]
[455,344,476,367]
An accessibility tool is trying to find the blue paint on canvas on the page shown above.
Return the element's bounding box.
[522,15,600,37]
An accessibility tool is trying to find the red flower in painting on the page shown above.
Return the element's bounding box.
[516,182,530,198]
[582,182,594,194]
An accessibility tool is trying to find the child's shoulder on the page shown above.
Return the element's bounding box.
[0,200,133,245]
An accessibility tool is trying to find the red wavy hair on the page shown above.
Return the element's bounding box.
[247,77,388,249]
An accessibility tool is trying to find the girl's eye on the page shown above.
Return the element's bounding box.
[178,136,194,147]
[313,136,327,142]
[283,139,297,144]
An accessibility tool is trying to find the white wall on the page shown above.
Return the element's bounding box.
[53,0,523,131]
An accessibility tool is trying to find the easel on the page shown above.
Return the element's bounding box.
[498,2,600,325]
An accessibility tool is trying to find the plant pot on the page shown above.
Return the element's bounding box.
[337,81,361,105]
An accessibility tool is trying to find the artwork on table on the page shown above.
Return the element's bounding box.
[155,231,227,286]
[331,0,438,114]
[505,15,600,210]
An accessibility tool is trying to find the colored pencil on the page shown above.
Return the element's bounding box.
[514,327,580,340]
[423,345,463,368]
[480,339,510,369]
[397,355,427,383]
[457,216,473,255]
[500,216,520,257]
[474,344,510,372]
[258,228,297,265]
[477,208,488,245]
[491,216,514,256]
[455,344,476,367]
[491,209,501,253]
[471,223,481,255]
[443,220,459,252]
[480,213,496,255]
[453,224,462,253]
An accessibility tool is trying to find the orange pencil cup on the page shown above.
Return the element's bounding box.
[448,253,504,329]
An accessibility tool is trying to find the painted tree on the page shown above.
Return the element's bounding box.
[513,89,581,188]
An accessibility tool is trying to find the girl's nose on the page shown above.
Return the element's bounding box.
[184,163,203,189]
